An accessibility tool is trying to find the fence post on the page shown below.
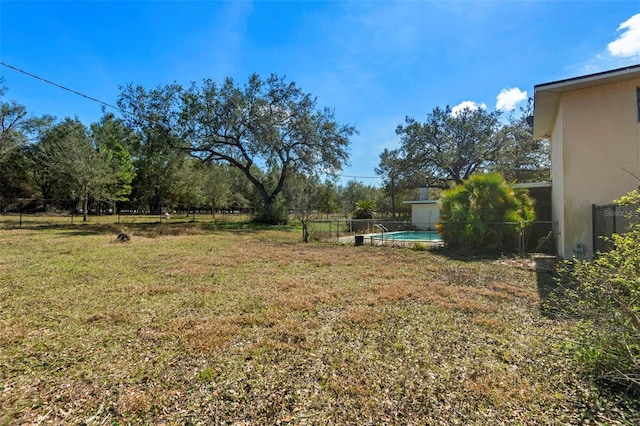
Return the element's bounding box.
[519,227,524,255]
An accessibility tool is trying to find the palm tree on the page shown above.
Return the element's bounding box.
[438,173,534,251]
[353,199,376,219]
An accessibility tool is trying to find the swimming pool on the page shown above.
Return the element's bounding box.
[370,230,442,242]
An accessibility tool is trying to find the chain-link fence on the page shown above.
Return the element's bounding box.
[305,219,554,254]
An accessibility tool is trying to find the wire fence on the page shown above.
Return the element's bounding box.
[0,198,254,229]
[1,197,555,254]
[592,202,639,254]
[305,219,554,254]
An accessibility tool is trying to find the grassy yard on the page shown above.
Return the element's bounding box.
[0,222,638,424]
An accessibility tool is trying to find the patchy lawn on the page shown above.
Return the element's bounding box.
[0,224,638,424]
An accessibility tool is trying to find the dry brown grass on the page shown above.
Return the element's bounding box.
[0,223,638,424]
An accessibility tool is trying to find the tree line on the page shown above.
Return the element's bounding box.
[0,74,548,223]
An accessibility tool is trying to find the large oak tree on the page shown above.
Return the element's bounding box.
[395,106,504,187]
[379,102,549,191]
[118,73,356,223]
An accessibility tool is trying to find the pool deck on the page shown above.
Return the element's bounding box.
[339,232,444,247]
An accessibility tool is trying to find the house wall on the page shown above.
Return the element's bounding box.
[551,107,565,258]
[553,78,640,258]
[411,203,440,230]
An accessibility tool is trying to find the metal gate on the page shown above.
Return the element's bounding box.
[592,203,638,253]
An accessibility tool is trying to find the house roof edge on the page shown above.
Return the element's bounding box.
[534,64,640,91]
[533,64,640,139]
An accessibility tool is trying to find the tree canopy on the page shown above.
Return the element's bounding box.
[396,106,504,186]
[0,81,53,189]
[90,113,137,204]
[118,73,357,223]
[377,102,549,191]
[28,117,134,220]
[1,74,551,223]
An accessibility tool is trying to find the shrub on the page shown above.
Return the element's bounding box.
[410,242,428,251]
[437,173,534,252]
[557,190,640,391]
[253,196,289,225]
[353,200,376,220]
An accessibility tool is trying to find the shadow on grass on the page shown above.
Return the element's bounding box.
[428,246,564,317]
[533,255,561,317]
[42,223,123,237]
[4,219,303,241]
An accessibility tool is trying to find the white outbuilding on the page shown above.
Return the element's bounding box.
[403,186,440,231]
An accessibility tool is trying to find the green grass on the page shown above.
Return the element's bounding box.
[0,222,638,424]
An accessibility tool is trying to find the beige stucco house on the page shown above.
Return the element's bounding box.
[533,64,640,259]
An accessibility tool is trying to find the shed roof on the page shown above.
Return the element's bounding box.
[532,64,640,139]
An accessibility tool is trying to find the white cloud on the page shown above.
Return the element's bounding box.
[608,13,640,58]
[451,101,486,117]
[495,87,527,111]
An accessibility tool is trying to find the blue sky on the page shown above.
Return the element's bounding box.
[2,1,639,185]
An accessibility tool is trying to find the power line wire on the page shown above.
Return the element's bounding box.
[339,174,381,179]
[0,61,124,114]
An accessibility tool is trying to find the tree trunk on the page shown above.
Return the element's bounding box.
[83,195,88,222]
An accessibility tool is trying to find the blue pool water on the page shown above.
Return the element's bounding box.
[371,230,442,242]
